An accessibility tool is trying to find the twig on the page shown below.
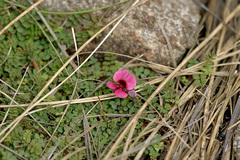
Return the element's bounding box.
[0,46,12,66]
[0,143,27,160]
[19,50,39,72]
[222,95,240,160]
[22,119,49,136]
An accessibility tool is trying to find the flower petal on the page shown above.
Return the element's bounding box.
[107,81,118,89]
[125,74,136,90]
[114,88,128,98]
[113,70,129,83]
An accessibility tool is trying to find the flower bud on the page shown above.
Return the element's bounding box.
[128,90,136,98]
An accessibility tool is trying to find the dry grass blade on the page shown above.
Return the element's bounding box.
[188,87,209,125]
[80,51,174,73]
[228,119,240,130]
[170,83,198,115]
[194,0,239,35]
[0,90,19,109]
[207,50,240,158]
[61,147,87,160]
[205,0,217,35]
[71,27,79,65]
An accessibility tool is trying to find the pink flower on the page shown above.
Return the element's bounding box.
[107,70,136,98]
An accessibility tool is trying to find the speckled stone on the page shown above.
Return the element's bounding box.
[35,0,201,66]
[104,0,200,65]
[234,124,240,159]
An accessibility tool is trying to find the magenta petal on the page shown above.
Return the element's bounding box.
[114,88,128,98]
[125,74,136,90]
[113,70,129,83]
[107,81,118,89]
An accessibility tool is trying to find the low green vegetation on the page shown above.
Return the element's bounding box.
[188,53,215,87]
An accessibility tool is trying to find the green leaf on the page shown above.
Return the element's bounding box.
[195,80,202,87]
[0,34,6,40]
[17,27,24,33]
[69,15,75,21]
[144,69,150,76]
[83,14,90,19]
[148,114,154,119]
[22,22,30,28]
[164,103,172,111]
[193,74,200,80]
[153,142,164,151]
[23,130,32,144]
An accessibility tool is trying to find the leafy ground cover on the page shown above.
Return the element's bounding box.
[1,0,240,159]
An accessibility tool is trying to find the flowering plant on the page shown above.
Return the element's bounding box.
[107,70,138,101]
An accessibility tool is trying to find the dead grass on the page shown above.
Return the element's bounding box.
[1,0,240,159]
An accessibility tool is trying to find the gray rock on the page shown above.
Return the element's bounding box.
[102,0,200,66]
[234,124,240,159]
[35,0,201,66]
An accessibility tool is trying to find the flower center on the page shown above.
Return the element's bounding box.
[119,80,126,88]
